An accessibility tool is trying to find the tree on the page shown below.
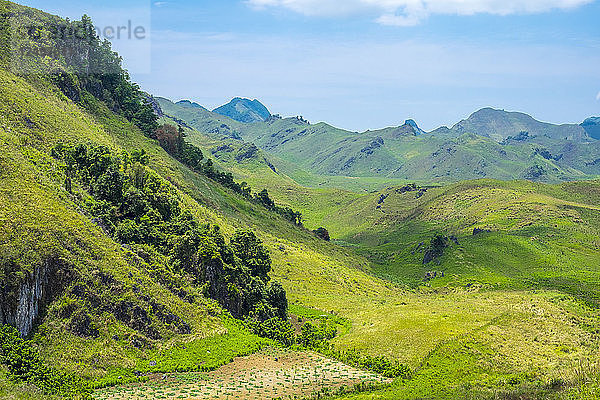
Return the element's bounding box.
[313,227,330,241]
[155,124,181,155]
[255,189,274,210]
[230,230,271,280]
[266,281,288,319]
[93,165,124,203]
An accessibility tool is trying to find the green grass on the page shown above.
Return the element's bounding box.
[0,368,56,400]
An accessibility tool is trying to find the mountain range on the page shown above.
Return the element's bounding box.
[158,97,600,183]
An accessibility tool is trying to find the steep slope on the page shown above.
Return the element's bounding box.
[213,97,271,123]
[0,66,273,395]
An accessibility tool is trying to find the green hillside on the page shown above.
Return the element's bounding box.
[153,115,600,398]
[0,2,383,397]
[447,107,589,142]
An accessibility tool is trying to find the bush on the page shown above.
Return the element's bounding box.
[246,317,295,347]
[313,227,330,241]
[0,325,91,399]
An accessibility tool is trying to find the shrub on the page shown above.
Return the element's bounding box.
[0,325,92,399]
[313,227,330,241]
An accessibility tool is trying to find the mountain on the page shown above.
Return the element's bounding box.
[160,99,600,183]
[157,96,244,139]
[213,97,271,123]
[405,119,426,135]
[176,99,208,110]
[448,107,590,142]
[582,117,600,140]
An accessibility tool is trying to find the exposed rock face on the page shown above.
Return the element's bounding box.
[405,119,426,136]
[0,260,54,337]
[145,95,164,118]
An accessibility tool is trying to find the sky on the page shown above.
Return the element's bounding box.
[17,0,600,131]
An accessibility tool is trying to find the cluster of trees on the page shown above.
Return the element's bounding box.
[246,317,336,349]
[0,325,91,399]
[154,124,303,226]
[14,14,158,137]
[51,143,287,320]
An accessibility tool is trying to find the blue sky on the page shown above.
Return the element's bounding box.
[18,0,600,131]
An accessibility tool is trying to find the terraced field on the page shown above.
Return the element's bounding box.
[94,348,390,400]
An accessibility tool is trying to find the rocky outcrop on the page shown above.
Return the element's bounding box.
[145,94,164,118]
[0,259,62,337]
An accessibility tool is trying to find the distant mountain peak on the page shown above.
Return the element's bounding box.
[176,100,207,110]
[582,117,600,140]
[213,98,271,123]
[453,107,588,142]
[404,119,426,135]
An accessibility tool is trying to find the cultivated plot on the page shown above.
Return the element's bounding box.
[94,348,390,400]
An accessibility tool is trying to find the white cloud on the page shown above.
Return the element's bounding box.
[246,0,593,25]
[597,91,600,101]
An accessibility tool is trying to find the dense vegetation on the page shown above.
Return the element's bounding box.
[50,142,287,320]
[0,325,91,399]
